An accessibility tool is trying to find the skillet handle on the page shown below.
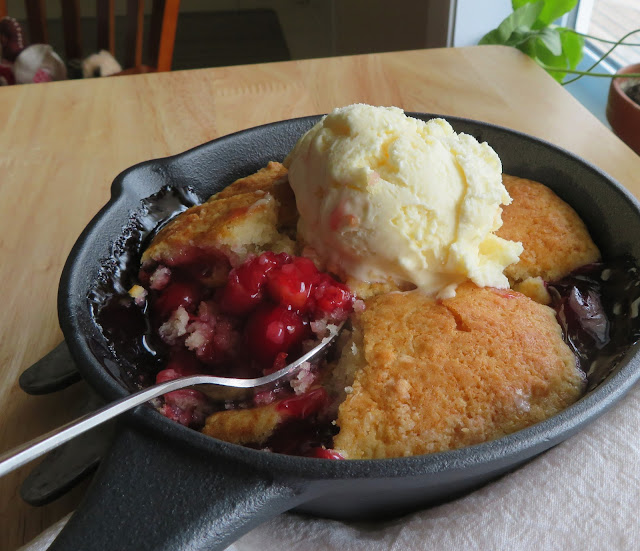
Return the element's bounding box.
[48,423,304,551]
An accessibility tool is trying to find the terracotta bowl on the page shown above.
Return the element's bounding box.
[606,63,640,155]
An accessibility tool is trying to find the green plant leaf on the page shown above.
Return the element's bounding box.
[512,0,578,28]
[534,42,568,81]
[537,27,562,55]
[478,29,503,45]
[506,27,538,47]
[531,28,584,82]
[520,36,539,58]
[479,1,543,44]
[480,1,590,85]
[560,29,584,70]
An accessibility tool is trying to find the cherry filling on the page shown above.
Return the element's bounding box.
[548,258,640,389]
[276,387,329,418]
[154,277,202,321]
[137,250,353,454]
[147,251,351,372]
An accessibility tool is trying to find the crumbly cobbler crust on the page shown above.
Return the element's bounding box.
[332,284,584,459]
[498,174,601,284]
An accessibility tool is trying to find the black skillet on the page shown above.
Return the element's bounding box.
[50,114,640,550]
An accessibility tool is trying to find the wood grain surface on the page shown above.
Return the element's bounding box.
[1,45,639,550]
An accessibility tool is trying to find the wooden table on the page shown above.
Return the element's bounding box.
[1,45,639,550]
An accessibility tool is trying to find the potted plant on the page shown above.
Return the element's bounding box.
[479,0,640,154]
[606,65,640,154]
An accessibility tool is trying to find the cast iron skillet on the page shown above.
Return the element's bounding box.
[51,114,640,551]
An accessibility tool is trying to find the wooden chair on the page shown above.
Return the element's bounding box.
[0,0,181,73]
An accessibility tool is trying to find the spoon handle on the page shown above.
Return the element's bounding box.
[0,376,208,478]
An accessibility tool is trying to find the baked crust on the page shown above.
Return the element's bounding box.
[202,404,283,445]
[497,174,600,283]
[212,161,298,230]
[142,162,296,277]
[333,283,584,459]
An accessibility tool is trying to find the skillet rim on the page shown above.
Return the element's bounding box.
[57,112,640,480]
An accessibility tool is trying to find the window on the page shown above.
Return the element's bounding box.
[573,0,640,69]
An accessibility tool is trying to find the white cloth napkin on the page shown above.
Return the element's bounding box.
[22,386,640,551]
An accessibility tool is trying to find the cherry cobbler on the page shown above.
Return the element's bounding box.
[94,161,640,459]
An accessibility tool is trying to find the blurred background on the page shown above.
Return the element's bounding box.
[5,0,448,69]
[4,1,639,123]
[5,1,638,72]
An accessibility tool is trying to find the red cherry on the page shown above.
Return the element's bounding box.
[155,279,201,319]
[219,269,261,315]
[156,355,207,427]
[162,349,202,376]
[156,368,182,384]
[245,304,309,363]
[276,387,329,418]
[159,403,194,426]
[308,447,345,459]
[220,252,288,315]
[264,351,289,375]
[291,257,320,280]
[266,257,321,311]
[266,266,309,310]
[312,275,353,317]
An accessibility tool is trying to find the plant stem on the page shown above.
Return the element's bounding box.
[540,66,640,79]
[561,29,640,85]
[569,29,640,47]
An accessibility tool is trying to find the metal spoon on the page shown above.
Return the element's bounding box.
[0,322,344,478]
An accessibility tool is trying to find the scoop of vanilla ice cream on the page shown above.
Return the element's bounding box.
[284,104,522,298]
